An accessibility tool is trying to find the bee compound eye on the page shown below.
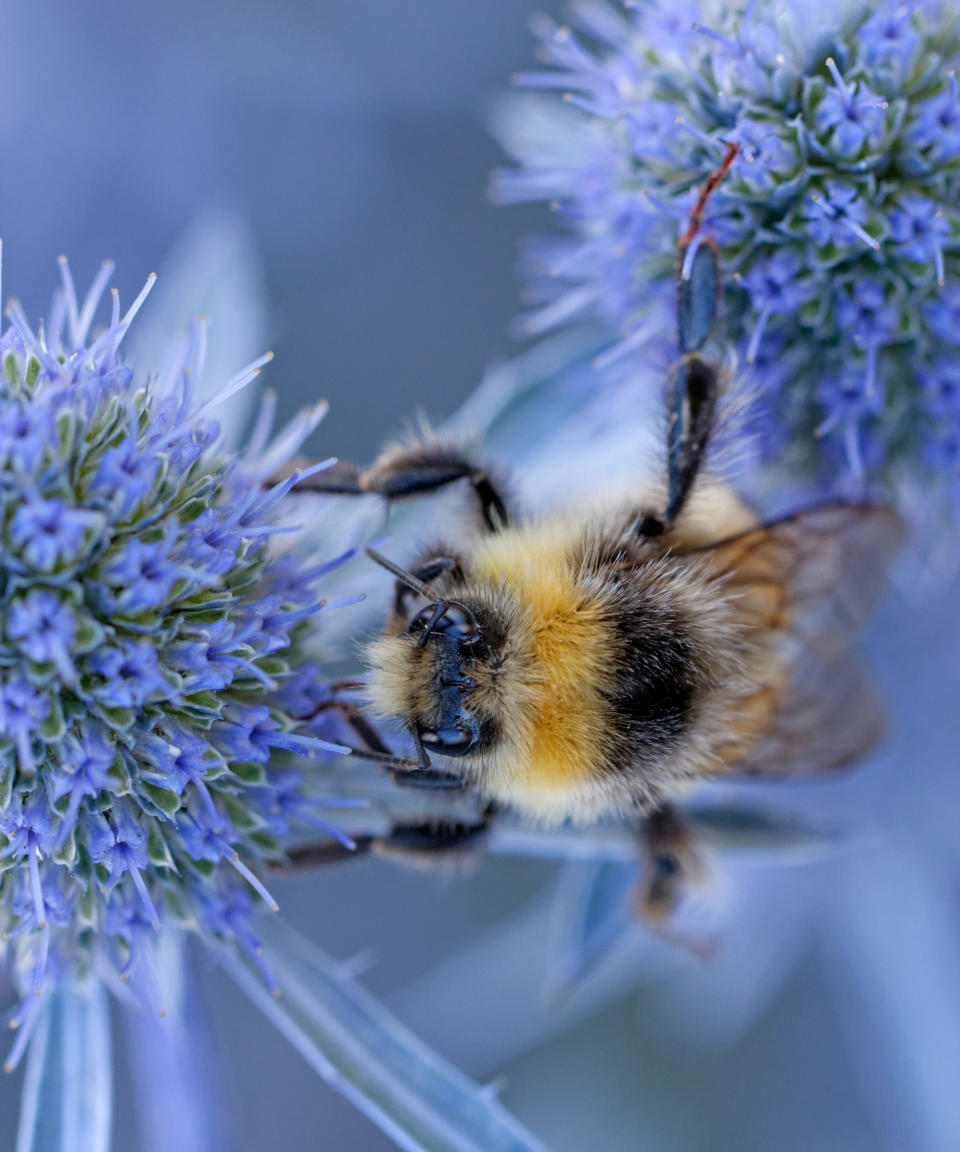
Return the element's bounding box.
[409,604,438,631]
[408,602,479,643]
[438,603,479,642]
[418,724,477,756]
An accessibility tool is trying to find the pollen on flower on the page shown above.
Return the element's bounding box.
[494,0,960,509]
[0,253,358,1062]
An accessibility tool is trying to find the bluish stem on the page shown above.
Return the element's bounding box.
[224,916,555,1152]
[15,976,112,1152]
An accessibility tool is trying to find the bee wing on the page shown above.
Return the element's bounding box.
[703,504,904,778]
[727,649,885,778]
[701,503,905,652]
[683,799,845,858]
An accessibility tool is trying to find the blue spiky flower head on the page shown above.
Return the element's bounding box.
[0,253,358,1065]
[493,0,960,509]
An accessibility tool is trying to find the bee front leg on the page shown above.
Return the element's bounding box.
[367,813,493,865]
[637,243,722,541]
[302,694,467,791]
[640,149,738,539]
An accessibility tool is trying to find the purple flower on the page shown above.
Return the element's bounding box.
[0,405,54,473]
[88,641,171,708]
[888,194,950,282]
[811,63,887,160]
[0,677,51,771]
[0,793,58,860]
[923,283,960,344]
[50,724,116,830]
[178,508,242,575]
[89,439,159,515]
[860,0,923,74]
[919,361,960,421]
[0,257,356,1060]
[6,591,78,682]
[741,250,816,361]
[99,532,180,613]
[86,807,149,879]
[7,497,101,573]
[801,181,880,253]
[496,0,960,509]
[903,73,960,165]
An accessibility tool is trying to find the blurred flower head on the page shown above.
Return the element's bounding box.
[493,0,960,508]
[0,255,355,1066]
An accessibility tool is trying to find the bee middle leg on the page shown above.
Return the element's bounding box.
[275,811,493,872]
[283,440,511,533]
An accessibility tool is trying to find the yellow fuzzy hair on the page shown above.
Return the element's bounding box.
[365,483,769,823]
[366,519,624,818]
[470,522,619,801]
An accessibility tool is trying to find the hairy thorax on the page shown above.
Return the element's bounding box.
[366,485,786,823]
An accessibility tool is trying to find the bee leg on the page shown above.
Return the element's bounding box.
[662,349,720,528]
[274,813,493,871]
[640,151,738,539]
[272,835,377,869]
[636,248,722,540]
[635,804,691,922]
[303,694,392,758]
[302,696,468,792]
[634,803,717,961]
[387,767,469,792]
[364,443,510,533]
[279,441,511,533]
[369,813,493,863]
[679,140,739,252]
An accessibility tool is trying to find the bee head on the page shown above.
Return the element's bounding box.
[363,549,502,762]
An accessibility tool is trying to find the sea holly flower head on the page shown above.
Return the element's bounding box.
[494,0,960,510]
[0,252,355,1065]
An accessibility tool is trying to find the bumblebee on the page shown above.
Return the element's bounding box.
[281,155,902,928]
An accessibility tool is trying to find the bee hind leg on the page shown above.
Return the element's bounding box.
[635,803,717,961]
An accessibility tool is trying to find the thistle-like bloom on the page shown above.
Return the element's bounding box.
[0,250,553,1152]
[493,0,960,506]
[0,254,353,1066]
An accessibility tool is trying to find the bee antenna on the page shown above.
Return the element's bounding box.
[365,547,442,602]
[680,140,738,250]
[414,599,450,649]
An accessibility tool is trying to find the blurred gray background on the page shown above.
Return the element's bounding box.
[0,0,560,467]
[1,3,954,1152]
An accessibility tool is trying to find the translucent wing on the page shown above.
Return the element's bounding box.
[726,649,885,778]
[699,504,904,779]
[700,503,905,652]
